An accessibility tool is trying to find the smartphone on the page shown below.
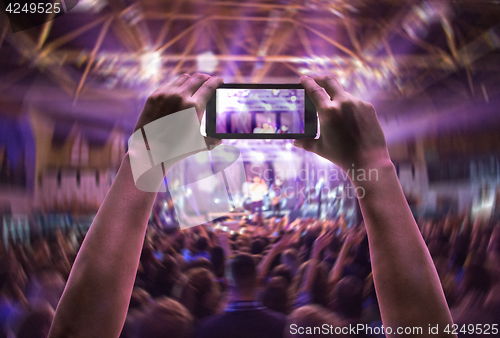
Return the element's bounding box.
[206,84,317,139]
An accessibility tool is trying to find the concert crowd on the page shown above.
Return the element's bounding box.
[0,210,499,337]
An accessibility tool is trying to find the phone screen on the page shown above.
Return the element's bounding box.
[206,83,317,139]
[215,88,306,134]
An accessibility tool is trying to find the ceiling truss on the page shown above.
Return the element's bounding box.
[0,0,499,106]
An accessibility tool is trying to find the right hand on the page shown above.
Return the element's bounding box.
[294,75,390,172]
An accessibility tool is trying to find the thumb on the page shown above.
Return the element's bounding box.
[293,138,318,153]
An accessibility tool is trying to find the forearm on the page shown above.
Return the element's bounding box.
[300,250,321,292]
[328,241,350,289]
[257,247,279,282]
[303,255,320,292]
[49,154,157,338]
[355,159,454,336]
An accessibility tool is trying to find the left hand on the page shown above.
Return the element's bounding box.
[134,73,223,148]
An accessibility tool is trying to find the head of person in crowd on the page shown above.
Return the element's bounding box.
[210,246,226,279]
[134,297,193,338]
[139,242,158,270]
[270,264,294,289]
[172,230,186,253]
[428,237,449,274]
[0,257,12,297]
[292,260,329,308]
[327,235,342,258]
[487,225,500,280]
[329,275,364,321]
[128,287,152,311]
[16,303,54,338]
[281,248,299,276]
[178,267,220,321]
[450,228,471,270]
[285,304,343,338]
[458,264,492,305]
[236,238,249,253]
[32,239,52,271]
[26,269,66,311]
[251,238,266,255]
[230,253,257,298]
[151,253,181,298]
[262,276,289,314]
[184,257,214,273]
[194,236,209,254]
[300,232,318,261]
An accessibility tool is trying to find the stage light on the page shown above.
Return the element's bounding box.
[285,142,293,150]
[140,51,162,82]
[74,0,107,12]
[197,51,218,74]
[253,152,266,162]
[298,67,312,75]
[283,152,293,161]
[291,96,297,102]
[214,198,220,204]
[264,104,272,111]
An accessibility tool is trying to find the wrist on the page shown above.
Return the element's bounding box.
[351,148,392,172]
[349,151,394,188]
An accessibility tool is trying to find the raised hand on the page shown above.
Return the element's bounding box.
[134,73,223,147]
[294,75,389,173]
[312,231,334,259]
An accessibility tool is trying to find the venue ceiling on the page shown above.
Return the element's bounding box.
[1,0,500,144]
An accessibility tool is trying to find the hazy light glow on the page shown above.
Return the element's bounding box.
[140,51,162,81]
[253,152,266,162]
[197,51,219,74]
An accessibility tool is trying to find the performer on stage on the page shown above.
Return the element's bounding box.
[269,178,283,217]
[249,176,268,217]
[269,178,294,217]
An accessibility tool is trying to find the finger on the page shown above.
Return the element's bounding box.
[300,76,331,110]
[314,75,346,101]
[192,76,223,104]
[154,74,191,95]
[170,73,191,88]
[293,138,318,153]
[179,73,211,96]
